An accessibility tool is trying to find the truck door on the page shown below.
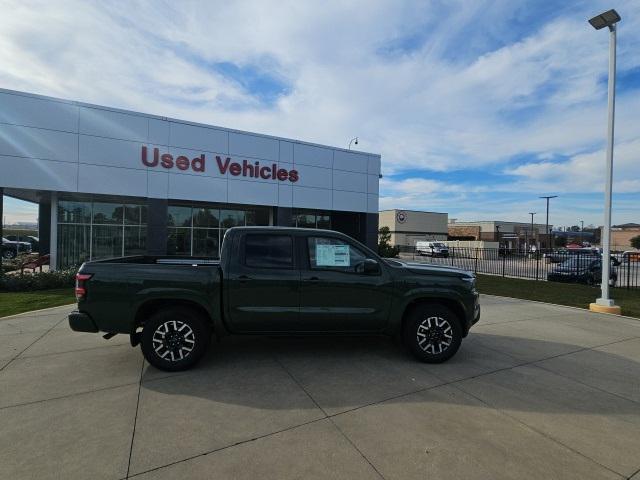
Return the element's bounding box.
[298,235,393,331]
[226,232,300,332]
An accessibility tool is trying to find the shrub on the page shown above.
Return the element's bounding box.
[631,235,640,250]
[0,267,78,292]
[378,226,400,258]
[1,253,36,273]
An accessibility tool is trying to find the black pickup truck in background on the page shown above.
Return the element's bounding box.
[69,227,480,371]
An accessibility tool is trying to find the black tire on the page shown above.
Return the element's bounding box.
[403,304,462,363]
[2,249,16,259]
[141,307,211,371]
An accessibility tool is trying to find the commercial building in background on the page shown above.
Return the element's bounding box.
[611,223,640,250]
[379,209,448,249]
[448,220,551,250]
[0,88,381,269]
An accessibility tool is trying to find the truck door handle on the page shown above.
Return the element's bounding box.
[238,275,251,283]
[305,276,320,281]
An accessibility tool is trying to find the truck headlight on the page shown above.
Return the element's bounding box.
[461,276,476,289]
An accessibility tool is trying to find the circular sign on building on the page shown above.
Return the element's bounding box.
[396,210,407,223]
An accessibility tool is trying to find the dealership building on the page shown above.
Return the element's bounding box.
[0,88,381,269]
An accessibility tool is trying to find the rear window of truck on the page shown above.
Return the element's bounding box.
[244,234,293,268]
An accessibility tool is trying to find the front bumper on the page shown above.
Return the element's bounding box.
[68,311,99,333]
[472,300,481,326]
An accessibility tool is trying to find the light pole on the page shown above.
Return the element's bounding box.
[348,137,358,150]
[589,9,621,314]
[540,195,557,249]
[529,212,536,251]
[580,220,584,245]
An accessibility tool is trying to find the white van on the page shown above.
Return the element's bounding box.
[416,241,449,257]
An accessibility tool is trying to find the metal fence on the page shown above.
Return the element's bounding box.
[398,247,640,290]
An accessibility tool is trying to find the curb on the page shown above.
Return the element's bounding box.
[480,293,639,322]
[0,303,76,321]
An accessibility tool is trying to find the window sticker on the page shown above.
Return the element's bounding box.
[316,244,350,266]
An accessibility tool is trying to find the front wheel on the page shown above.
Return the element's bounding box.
[403,304,462,363]
[141,307,211,371]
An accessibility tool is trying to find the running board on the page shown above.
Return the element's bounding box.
[103,332,117,340]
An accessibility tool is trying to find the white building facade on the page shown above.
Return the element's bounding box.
[0,88,381,268]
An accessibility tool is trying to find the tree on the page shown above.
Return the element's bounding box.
[378,226,400,258]
[631,235,640,250]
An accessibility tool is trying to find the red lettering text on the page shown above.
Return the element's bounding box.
[175,156,190,170]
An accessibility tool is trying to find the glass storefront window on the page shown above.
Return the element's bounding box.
[58,200,91,224]
[168,206,192,227]
[93,202,123,225]
[92,225,124,260]
[292,209,331,230]
[220,209,245,228]
[57,224,91,268]
[246,208,270,226]
[193,208,220,228]
[124,204,142,225]
[167,228,192,256]
[317,213,331,229]
[192,229,220,258]
[124,226,147,256]
[296,213,316,228]
[57,198,147,268]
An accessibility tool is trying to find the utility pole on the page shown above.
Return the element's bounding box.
[529,212,536,251]
[588,9,621,314]
[540,195,557,249]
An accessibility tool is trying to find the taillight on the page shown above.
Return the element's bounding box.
[75,273,93,300]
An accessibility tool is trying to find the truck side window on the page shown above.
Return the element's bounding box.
[307,237,368,272]
[245,234,293,268]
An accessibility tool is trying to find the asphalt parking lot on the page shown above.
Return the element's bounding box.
[1,296,640,480]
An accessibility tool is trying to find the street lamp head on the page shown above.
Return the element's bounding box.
[588,9,621,30]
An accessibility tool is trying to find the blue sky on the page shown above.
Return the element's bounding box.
[1,0,639,228]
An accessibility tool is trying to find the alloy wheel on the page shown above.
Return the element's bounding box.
[416,316,453,354]
[152,320,196,362]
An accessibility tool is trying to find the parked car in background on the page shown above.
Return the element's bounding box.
[621,250,640,264]
[544,247,599,263]
[547,256,619,286]
[5,235,39,252]
[416,241,449,258]
[1,237,33,259]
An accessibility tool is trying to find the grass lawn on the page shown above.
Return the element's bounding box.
[477,274,640,319]
[0,289,76,318]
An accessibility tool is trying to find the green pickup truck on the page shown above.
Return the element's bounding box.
[69,227,480,371]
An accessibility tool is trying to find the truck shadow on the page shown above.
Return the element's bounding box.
[140,332,640,415]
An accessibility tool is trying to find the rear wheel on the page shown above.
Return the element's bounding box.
[403,304,462,363]
[141,307,210,371]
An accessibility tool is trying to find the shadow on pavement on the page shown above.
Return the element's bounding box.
[140,332,640,414]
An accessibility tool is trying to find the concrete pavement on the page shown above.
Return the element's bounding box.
[1,297,640,479]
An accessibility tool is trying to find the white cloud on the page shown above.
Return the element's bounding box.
[0,0,639,226]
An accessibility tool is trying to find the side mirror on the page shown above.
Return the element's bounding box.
[358,258,381,275]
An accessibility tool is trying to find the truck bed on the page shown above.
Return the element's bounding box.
[76,256,222,334]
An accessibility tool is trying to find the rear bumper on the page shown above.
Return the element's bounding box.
[68,311,99,333]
